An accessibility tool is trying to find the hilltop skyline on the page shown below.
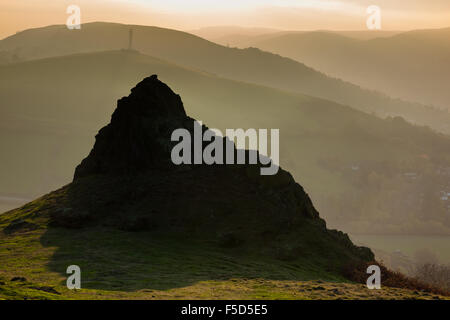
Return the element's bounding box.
[1,0,450,39]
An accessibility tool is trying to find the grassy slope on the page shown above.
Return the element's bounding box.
[1,50,449,234]
[0,22,443,133]
[0,198,447,300]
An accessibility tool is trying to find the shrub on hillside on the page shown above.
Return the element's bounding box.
[342,260,449,296]
[414,264,450,291]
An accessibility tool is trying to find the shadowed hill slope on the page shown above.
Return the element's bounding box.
[0,22,445,133]
[191,28,400,48]
[1,50,449,235]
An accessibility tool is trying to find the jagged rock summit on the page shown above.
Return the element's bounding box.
[12,75,374,269]
[74,74,189,178]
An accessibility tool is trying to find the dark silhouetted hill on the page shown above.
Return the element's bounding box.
[1,76,374,274]
[1,50,449,235]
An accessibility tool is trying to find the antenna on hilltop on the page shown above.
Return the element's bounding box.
[128,29,133,50]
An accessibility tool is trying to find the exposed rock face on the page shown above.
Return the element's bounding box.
[74,75,189,178]
[65,75,373,264]
[72,74,320,220]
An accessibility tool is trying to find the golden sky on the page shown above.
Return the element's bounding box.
[1,0,450,39]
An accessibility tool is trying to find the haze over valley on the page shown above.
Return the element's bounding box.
[0,0,449,300]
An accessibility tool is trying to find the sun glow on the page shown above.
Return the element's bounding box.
[1,0,450,39]
[128,0,357,13]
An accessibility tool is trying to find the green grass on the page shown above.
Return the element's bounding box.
[0,210,448,300]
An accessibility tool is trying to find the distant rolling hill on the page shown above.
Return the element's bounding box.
[189,25,283,44]
[244,28,450,112]
[190,27,400,47]
[1,50,449,235]
[1,22,448,134]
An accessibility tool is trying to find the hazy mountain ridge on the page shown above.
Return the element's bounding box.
[190,27,402,47]
[1,22,447,134]
[244,27,450,112]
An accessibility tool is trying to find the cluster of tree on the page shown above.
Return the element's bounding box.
[317,156,450,234]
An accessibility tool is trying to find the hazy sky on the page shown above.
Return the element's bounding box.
[1,0,450,39]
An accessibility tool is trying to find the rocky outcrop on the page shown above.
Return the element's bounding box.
[74,75,189,178]
[63,75,373,264]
